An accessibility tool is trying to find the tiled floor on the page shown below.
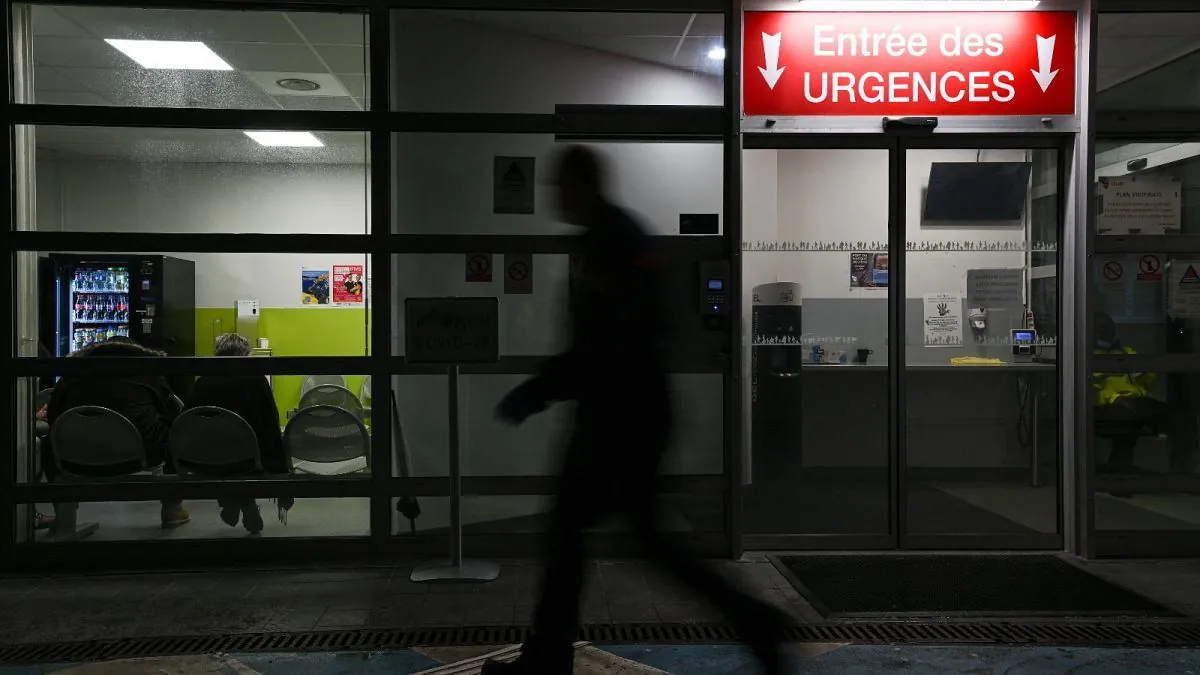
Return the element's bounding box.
[8,644,1200,674]
[2,555,1200,649]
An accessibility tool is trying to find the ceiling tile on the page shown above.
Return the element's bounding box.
[242,71,350,97]
[673,35,727,74]
[688,13,725,38]
[33,90,112,106]
[1097,36,1180,69]
[53,6,298,43]
[311,45,368,74]
[33,66,88,91]
[453,10,691,40]
[56,66,278,109]
[1101,13,1200,37]
[214,42,325,73]
[334,73,366,98]
[287,11,367,45]
[273,94,360,111]
[33,37,127,69]
[30,6,91,38]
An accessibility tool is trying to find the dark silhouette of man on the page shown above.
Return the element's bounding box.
[483,146,786,675]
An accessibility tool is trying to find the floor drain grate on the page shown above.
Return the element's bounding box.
[4,621,1200,666]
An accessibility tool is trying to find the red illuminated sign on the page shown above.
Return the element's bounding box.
[743,11,1077,117]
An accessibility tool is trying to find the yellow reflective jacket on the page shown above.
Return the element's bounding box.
[1094,346,1156,406]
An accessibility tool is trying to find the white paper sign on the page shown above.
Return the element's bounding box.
[923,293,963,347]
[1169,261,1200,319]
[1097,176,1182,235]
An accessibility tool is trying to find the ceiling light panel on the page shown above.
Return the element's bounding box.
[243,131,324,147]
[105,39,233,70]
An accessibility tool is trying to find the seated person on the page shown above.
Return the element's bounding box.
[1093,311,1197,476]
[190,333,291,534]
[45,336,189,528]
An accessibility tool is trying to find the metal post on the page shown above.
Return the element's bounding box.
[410,365,498,582]
[448,365,463,567]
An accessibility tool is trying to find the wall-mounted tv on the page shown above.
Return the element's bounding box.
[923,162,1033,222]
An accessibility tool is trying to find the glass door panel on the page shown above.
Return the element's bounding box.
[901,147,1062,542]
[742,148,892,538]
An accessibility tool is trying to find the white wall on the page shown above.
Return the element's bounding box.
[38,157,369,308]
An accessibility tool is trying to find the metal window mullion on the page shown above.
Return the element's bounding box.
[12,231,372,254]
[724,0,742,561]
[7,103,371,131]
[890,138,905,547]
[1093,354,1200,373]
[388,0,730,11]
[1,0,15,566]
[15,0,374,10]
[10,479,379,504]
[1094,235,1200,255]
[12,355,373,377]
[1097,111,1200,137]
[368,3,394,550]
[386,234,723,256]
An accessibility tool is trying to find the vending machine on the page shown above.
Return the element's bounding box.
[48,255,196,361]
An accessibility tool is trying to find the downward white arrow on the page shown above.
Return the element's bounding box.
[1031,34,1058,93]
[759,32,785,90]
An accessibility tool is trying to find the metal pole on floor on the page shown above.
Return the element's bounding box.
[411,365,498,583]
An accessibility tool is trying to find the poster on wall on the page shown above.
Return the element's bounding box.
[333,264,366,305]
[1097,176,1182,235]
[494,156,535,214]
[1168,261,1200,319]
[850,252,889,288]
[301,268,331,306]
[923,293,963,347]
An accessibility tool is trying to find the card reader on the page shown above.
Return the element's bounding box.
[1011,328,1037,360]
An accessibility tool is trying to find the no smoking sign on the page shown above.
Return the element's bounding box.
[504,253,533,295]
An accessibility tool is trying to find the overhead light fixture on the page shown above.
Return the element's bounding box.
[798,0,1040,10]
[276,77,321,92]
[708,46,727,60]
[243,131,324,148]
[104,39,233,70]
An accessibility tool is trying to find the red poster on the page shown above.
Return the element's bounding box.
[743,11,1077,117]
[333,264,365,305]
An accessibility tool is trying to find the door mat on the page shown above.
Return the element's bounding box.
[772,554,1178,618]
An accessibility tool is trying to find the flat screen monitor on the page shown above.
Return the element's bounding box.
[923,162,1033,222]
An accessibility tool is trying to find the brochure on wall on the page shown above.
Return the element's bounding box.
[333,264,366,305]
[850,252,889,289]
[1097,176,1182,235]
[300,268,331,306]
[1169,260,1200,319]
[923,293,963,347]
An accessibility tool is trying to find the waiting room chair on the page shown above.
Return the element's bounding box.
[47,406,156,541]
[298,384,364,418]
[300,374,347,398]
[283,404,370,476]
[169,407,262,477]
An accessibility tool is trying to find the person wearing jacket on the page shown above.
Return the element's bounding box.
[1094,311,1197,475]
[189,333,292,534]
[481,146,786,675]
[45,336,189,528]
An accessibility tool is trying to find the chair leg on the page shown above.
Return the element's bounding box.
[46,502,99,542]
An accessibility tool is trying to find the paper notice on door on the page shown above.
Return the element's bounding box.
[1169,260,1200,319]
[923,293,963,347]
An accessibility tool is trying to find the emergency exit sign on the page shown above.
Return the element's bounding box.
[743,11,1076,117]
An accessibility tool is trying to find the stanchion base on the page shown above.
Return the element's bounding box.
[411,560,500,583]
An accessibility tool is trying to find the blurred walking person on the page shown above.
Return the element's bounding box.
[484,146,786,675]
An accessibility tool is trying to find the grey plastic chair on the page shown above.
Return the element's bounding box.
[169,406,261,477]
[300,374,347,398]
[47,405,152,542]
[283,404,369,476]
[298,384,364,417]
